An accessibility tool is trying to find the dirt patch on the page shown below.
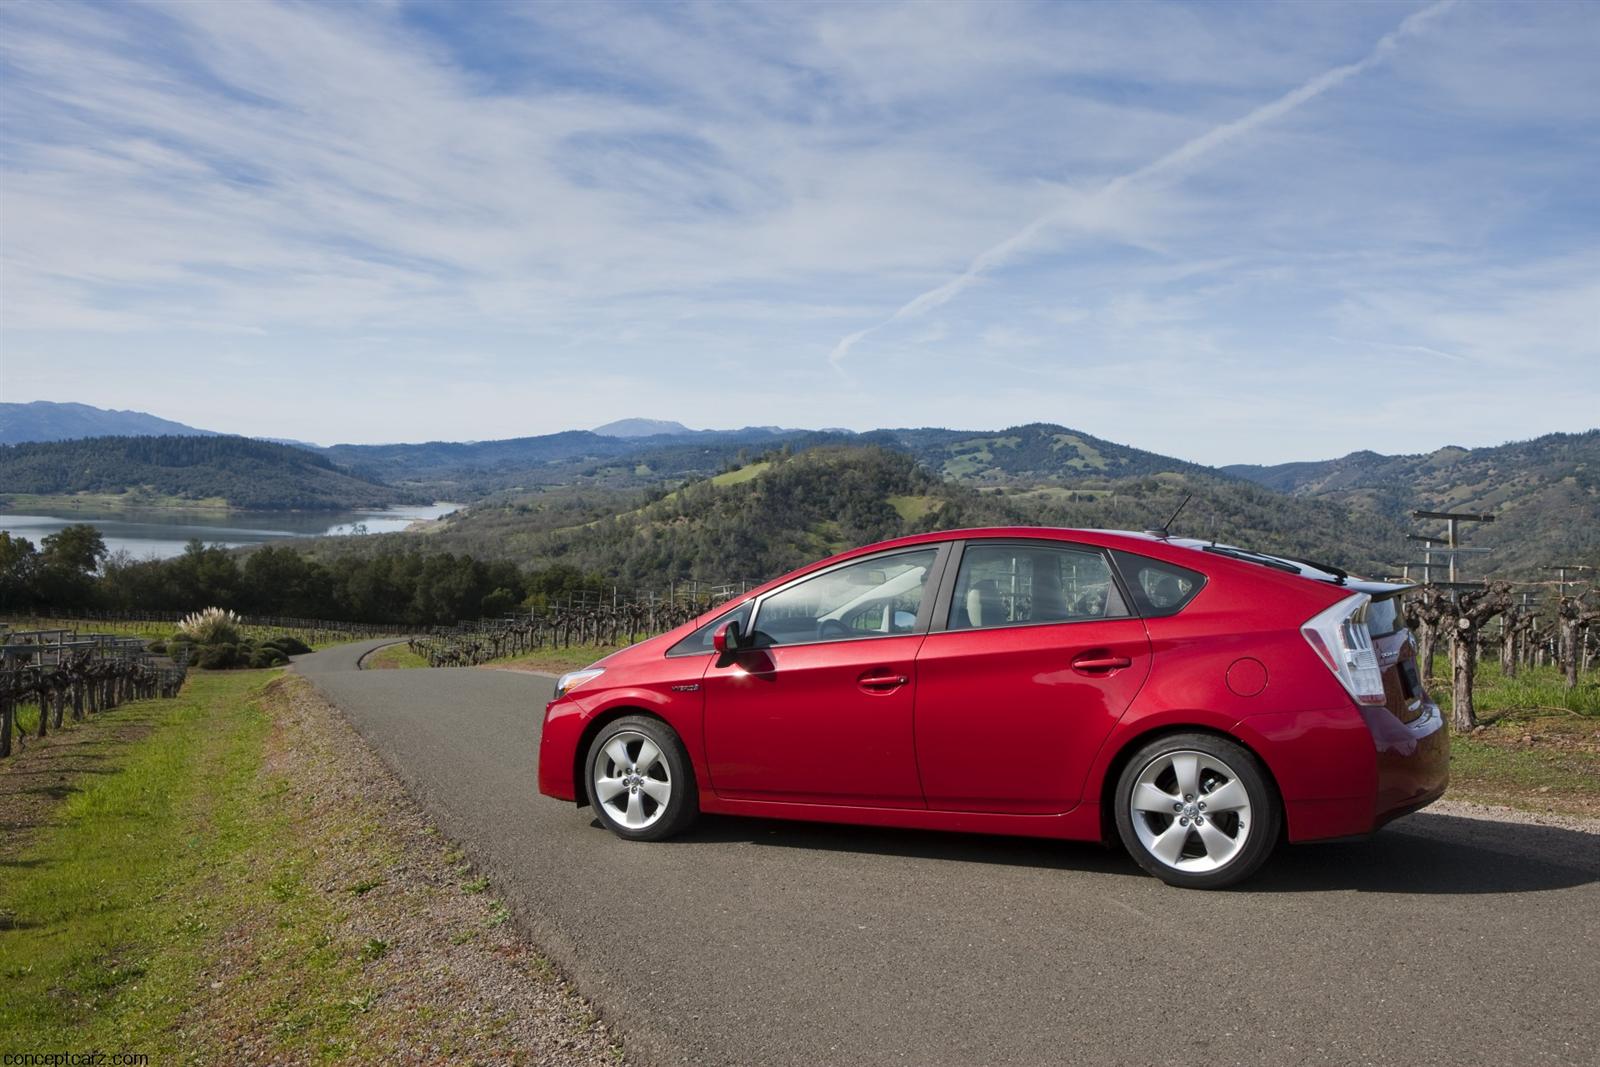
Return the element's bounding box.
[174,674,621,1064]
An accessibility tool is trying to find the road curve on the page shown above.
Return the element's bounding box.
[297,640,1599,1066]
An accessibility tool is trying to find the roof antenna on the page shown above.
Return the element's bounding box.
[1146,493,1192,539]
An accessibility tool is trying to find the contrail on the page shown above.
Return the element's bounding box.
[827,0,1457,368]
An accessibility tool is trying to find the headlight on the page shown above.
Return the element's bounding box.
[553,667,605,700]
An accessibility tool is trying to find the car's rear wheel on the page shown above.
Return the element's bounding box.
[1114,732,1279,889]
[585,715,698,842]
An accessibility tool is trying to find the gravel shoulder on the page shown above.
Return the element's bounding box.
[190,672,624,1064]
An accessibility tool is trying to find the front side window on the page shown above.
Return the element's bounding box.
[751,548,940,646]
[666,601,753,656]
[947,543,1128,630]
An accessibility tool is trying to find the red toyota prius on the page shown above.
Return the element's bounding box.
[537,528,1446,888]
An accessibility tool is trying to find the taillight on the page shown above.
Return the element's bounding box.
[1301,593,1386,706]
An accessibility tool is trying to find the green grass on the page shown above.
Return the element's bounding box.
[0,671,370,1059]
[1424,661,1600,816]
[361,643,429,670]
[0,491,234,512]
[490,642,627,675]
[1451,733,1600,803]
[710,461,771,487]
[886,494,942,522]
[1429,661,1600,720]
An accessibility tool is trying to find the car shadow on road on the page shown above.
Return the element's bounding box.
[676,815,1144,879]
[1253,813,1599,895]
[669,812,1598,895]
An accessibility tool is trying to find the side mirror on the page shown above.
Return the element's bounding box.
[713,620,742,655]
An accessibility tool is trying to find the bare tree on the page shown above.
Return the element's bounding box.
[1554,590,1600,690]
[1445,582,1513,732]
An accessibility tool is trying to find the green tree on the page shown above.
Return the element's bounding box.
[0,531,40,611]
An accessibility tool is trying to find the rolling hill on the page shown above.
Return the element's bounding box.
[0,401,218,444]
[0,435,426,511]
[1224,430,1600,573]
[299,445,1409,586]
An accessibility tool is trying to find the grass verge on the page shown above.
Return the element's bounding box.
[360,643,429,670]
[485,643,628,676]
[0,669,619,1063]
[1428,663,1600,818]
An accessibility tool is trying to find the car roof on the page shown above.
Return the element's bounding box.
[803,527,1411,598]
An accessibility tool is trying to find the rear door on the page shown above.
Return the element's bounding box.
[913,540,1152,813]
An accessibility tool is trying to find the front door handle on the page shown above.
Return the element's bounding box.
[858,671,909,693]
[1071,653,1133,674]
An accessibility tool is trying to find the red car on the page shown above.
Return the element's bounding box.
[538,528,1445,888]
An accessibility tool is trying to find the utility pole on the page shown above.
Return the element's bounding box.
[1412,510,1495,583]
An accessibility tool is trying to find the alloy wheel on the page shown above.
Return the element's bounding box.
[1129,749,1253,873]
[593,730,673,830]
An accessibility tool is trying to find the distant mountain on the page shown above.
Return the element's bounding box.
[0,401,218,444]
[0,435,425,511]
[1224,431,1600,574]
[594,418,694,437]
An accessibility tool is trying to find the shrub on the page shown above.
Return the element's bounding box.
[248,646,288,669]
[178,606,244,646]
[147,640,166,654]
[263,635,312,656]
[196,643,241,670]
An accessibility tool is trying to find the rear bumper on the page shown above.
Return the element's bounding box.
[1237,699,1449,842]
[1361,699,1449,830]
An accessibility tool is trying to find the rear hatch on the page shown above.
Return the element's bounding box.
[1361,589,1431,724]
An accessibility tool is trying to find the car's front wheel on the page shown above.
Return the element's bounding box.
[1113,732,1280,889]
[585,715,699,841]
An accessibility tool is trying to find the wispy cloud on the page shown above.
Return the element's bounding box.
[828,0,1459,367]
[0,0,1594,462]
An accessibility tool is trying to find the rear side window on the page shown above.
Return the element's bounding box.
[1110,550,1205,618]
[948,543,1129,631]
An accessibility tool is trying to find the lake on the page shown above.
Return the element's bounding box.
[0,502,460,560]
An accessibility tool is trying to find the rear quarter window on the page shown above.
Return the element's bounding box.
[1110,550,1206,618]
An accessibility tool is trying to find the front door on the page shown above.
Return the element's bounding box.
[702,546,944,808]
[914,540,1152,813]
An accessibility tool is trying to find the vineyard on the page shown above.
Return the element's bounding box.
[406,594,731,667]
[0,625,188,758]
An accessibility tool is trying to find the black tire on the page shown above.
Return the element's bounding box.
[585,715,699,842]
[1113,732,1280,889]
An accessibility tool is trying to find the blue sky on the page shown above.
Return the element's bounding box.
[0,0,1595,464]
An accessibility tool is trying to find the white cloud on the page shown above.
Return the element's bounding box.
[0,0,1593,462]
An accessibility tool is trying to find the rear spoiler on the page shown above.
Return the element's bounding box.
[1346,580,1413,600]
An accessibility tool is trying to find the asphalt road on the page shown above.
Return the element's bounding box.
[299,640,1599,1066]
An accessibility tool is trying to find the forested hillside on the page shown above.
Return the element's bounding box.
[1225,430,1600,572]
[0,435,425,510]
[301,445,1408,585]
[315,422,1226,498]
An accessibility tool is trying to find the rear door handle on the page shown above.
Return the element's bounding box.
[1071,653,1132,674]
[858,671,909,692]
